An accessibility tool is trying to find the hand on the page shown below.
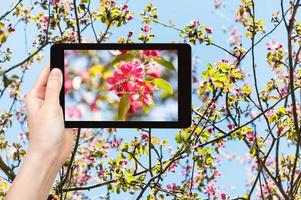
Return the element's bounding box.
[24,66,74,164]
[5,66,74,200]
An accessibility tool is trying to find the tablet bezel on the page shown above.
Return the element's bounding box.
[50,43,191,128]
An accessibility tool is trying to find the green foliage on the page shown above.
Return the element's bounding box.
[154,56,176,71]
[153,78,173,95]
[118,93,130,120]
[93,1,133,28]
[111,53,135,66]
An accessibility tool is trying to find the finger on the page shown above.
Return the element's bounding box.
[24,66,50,115]
[44,68,63,105]
[31,66,50,99]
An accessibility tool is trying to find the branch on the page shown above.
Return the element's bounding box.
[195,87,300,148]
[73,0,81,43]
[99,21,112,43]
[3,42,49,74]
[148,128,153,177]
[86,0,98,42]
[63,179,115,192]
[0,0,22,21]
[58,128,81,195]
[285,0,301,196]
[0,157,15,182]
[63,169,149,192]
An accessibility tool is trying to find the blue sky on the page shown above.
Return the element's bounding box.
[0,0,291,199]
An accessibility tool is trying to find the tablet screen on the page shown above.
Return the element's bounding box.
[64,49,178,122]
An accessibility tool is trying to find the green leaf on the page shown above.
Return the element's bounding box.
[79,3,86,11]
[153,78,173,95]
[118,93,130,121]
[111,53,134,66]
[143,100,155,114]
[154,56,176,71]
[205,155,213,165]
[242,194,249,200]
[175,132,182,143]
[3,75,12,88]
[0,22,5,29]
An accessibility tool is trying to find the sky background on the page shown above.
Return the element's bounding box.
[0,0,292,199]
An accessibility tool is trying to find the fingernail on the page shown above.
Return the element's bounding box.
[50,68,61,79]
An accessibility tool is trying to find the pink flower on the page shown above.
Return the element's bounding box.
[142,25,152,32]
[190,20,200,27]
[89,99,98,112]
[215,157,221,164]
[107,60,154,114]
[119,50,128,55]
[111,139,121,148]
[167,183,177,190]
[122,4,128,10]
[87,156,94,165]
[141,132,149,140]
[127,15,133,21]
[261,182,275,197]
[129,97,143,113]
[266,40,283,51]
[127,31,133,37]
[18,132,26,141]
[169,163,177,172]
[147,65,162,78]
[81,68,90,81]
[50,0,60,5]
[220,192,227,200]
[280,85,288,96]
[38,15,49,32]
[227,124,234,130]
[214,170,221,178]
[277,125,284,135]
[205,26,213,34]
[98,168,106,177]
[65,75,72,93]
[107,60,144,96]
[246,132,256,142]
[66,106,82,119]
[120,159,128,166]
[218,141,225,148]
[205,182,217,196]
[142,50,159,58]
[103,142,111,149]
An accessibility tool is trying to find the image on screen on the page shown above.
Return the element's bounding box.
[64,49,178,121]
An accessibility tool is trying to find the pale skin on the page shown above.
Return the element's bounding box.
[5,67,74,200]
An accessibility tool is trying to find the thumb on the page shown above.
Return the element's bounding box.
[45,68,63,105]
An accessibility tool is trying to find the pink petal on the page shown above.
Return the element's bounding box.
[107,77,115,84]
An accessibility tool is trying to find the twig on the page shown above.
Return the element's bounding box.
[148,128,153,177]
[3,42,49,74]
[58,128,81,196]
[0,0,22,21]
[0,157,15,182]
[73,0,81,43]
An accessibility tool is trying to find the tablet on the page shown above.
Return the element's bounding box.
[50,43,191,128]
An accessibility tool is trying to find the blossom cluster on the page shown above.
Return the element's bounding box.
[106,50,162,116]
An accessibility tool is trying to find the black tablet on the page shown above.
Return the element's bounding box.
[50,43,191,128]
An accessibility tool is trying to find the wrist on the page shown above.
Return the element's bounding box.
[6,147,62,199]
[27,145,64,166]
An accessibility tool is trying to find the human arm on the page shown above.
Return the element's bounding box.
[5,67,74,200]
